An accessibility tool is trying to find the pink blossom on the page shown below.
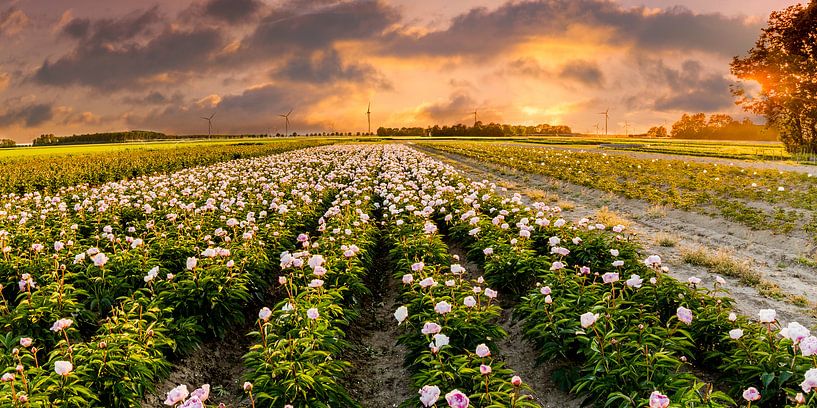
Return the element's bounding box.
[50,318,73,332]
[480,364,492,375]
[463,296,476,307]
[475,344,491,358]
[419,385,441,407]
[625,274,642,288]
[435,301,452,315]
[19,338,32,347]
[676,307,693,325]
[511,375,522,387]
[729,329,743,340]
[649,391,670,408]
[742,387,761,401]
[758,309,776,323]
[394,306,408,325]
[186,257,197,270]
[54,361,72,376]
[421,322,442,335]
[602,272,619,284]
[258,307,272,322]
[540,286,551,295]
[164,384,190,406]
[190,384,209,402]
[445,389,470,408]
[801,336,817,356]
[402,274,414,284]
[306,308,319,320]
[179,396,204,408]
[484,288,497,299]
[580,312,598,328]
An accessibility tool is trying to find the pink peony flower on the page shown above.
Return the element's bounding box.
[580,312,598,328]
[758,309,776,323]
[190,384,209,402]
[511,375,522,387]
[781,322,810,344]
[54,361,73,376]
[802,368,817,393]
[258,307,272,322]
[480,364,492,375]
[434,301,452,315]
[306,308,319,320]
[394,306,408,325]
[463,296,476,307]
[676,306,693,325]
[602,272,619,284]
[402,274,414,284]
[164,384,190,406]
[801,336,817,356]
[729,329,743,340]
[445,389,470,408]
[742,387,761,401]
[625,274,642,288]
[50,318,73,332]
[19,338,32,347]
[179,396,203,408]
[186,257,197,270]
[540,286,551,295]
[421,322,442,335]
[475,344,490,358]
[484,288,497,299]
[419,385,441,407]
[649,391,670,408]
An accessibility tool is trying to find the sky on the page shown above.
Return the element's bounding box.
[0,0,805,141]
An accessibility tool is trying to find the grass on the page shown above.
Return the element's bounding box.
[681,246,813,307]
[594,206,630,227]
[654,233,678,247]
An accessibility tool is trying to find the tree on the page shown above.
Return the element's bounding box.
[646,126,668,138]
[707,114,736,129]
[671,113,707,138]
[731,1,817,153]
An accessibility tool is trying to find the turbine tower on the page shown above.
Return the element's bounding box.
[624,120,631,137]
[598,108,609,135]
[472,109,478,127]
[279,109,292,136]
[366,101,371,135]
[200,112,215,138]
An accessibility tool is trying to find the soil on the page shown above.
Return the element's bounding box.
[142,331,252,407]
[342,240,413,407]
[415,144,817,327]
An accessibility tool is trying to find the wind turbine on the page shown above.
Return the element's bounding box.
[624,120,631,137]
[593,123,600,135]
[200,112,215,138]
[471,109,478,127]
[279,109,292,136]
[366,101,371,134]
[598,108,609,135]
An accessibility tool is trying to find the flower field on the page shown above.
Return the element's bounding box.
[419,142,817,239]
[0,142,815,407]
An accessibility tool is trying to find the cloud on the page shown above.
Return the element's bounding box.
[0,6,29,37]
[0,72,9,92]
[35,20,224,90]
[203,0,263,22]
[0,103,54,127]
[382,0,761,58]
[122,91,184,106]
[272,48,390,88]
[243,0,400,56]
[416,91,503,124]
[507,58,604,87]
[631,58,733,111]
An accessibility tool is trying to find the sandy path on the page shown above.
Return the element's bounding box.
[416,145,816,327]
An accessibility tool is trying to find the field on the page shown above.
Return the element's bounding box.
[0,139,815,408]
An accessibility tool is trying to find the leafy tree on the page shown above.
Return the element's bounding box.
[671,113,707,138]
[646,126,668,138]
[731,1,817,153]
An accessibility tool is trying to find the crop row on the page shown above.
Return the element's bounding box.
[0,139,330,195]
[420,142,817,238]
[0,145,357,406]
[2,143,816,407]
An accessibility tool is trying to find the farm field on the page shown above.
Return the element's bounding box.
[0,141,814,408]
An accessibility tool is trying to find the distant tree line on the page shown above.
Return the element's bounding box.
[377,122,572,137]
[0,139,15,148]
[32,131,272,146]
[644,113,778,141]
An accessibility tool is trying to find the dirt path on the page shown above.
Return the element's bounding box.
[416,145,816,327]
[343,241,413,407]
[142,332,251,407]
[510,143,817,175]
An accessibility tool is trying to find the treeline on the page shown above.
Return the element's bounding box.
[645,113,779,141]
[32,131,272,146]
[0,139,15,148]
[377,122,572,137]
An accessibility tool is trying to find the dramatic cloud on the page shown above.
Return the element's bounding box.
[631,58,733,111]
[34,8,225,90]
[0,6,29,37]
[383,0,762,57]
[203,0,262,22]
[507,58,605,87]
[0,103,54,127]
[272,48,389,87]
[0,0,791,139]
